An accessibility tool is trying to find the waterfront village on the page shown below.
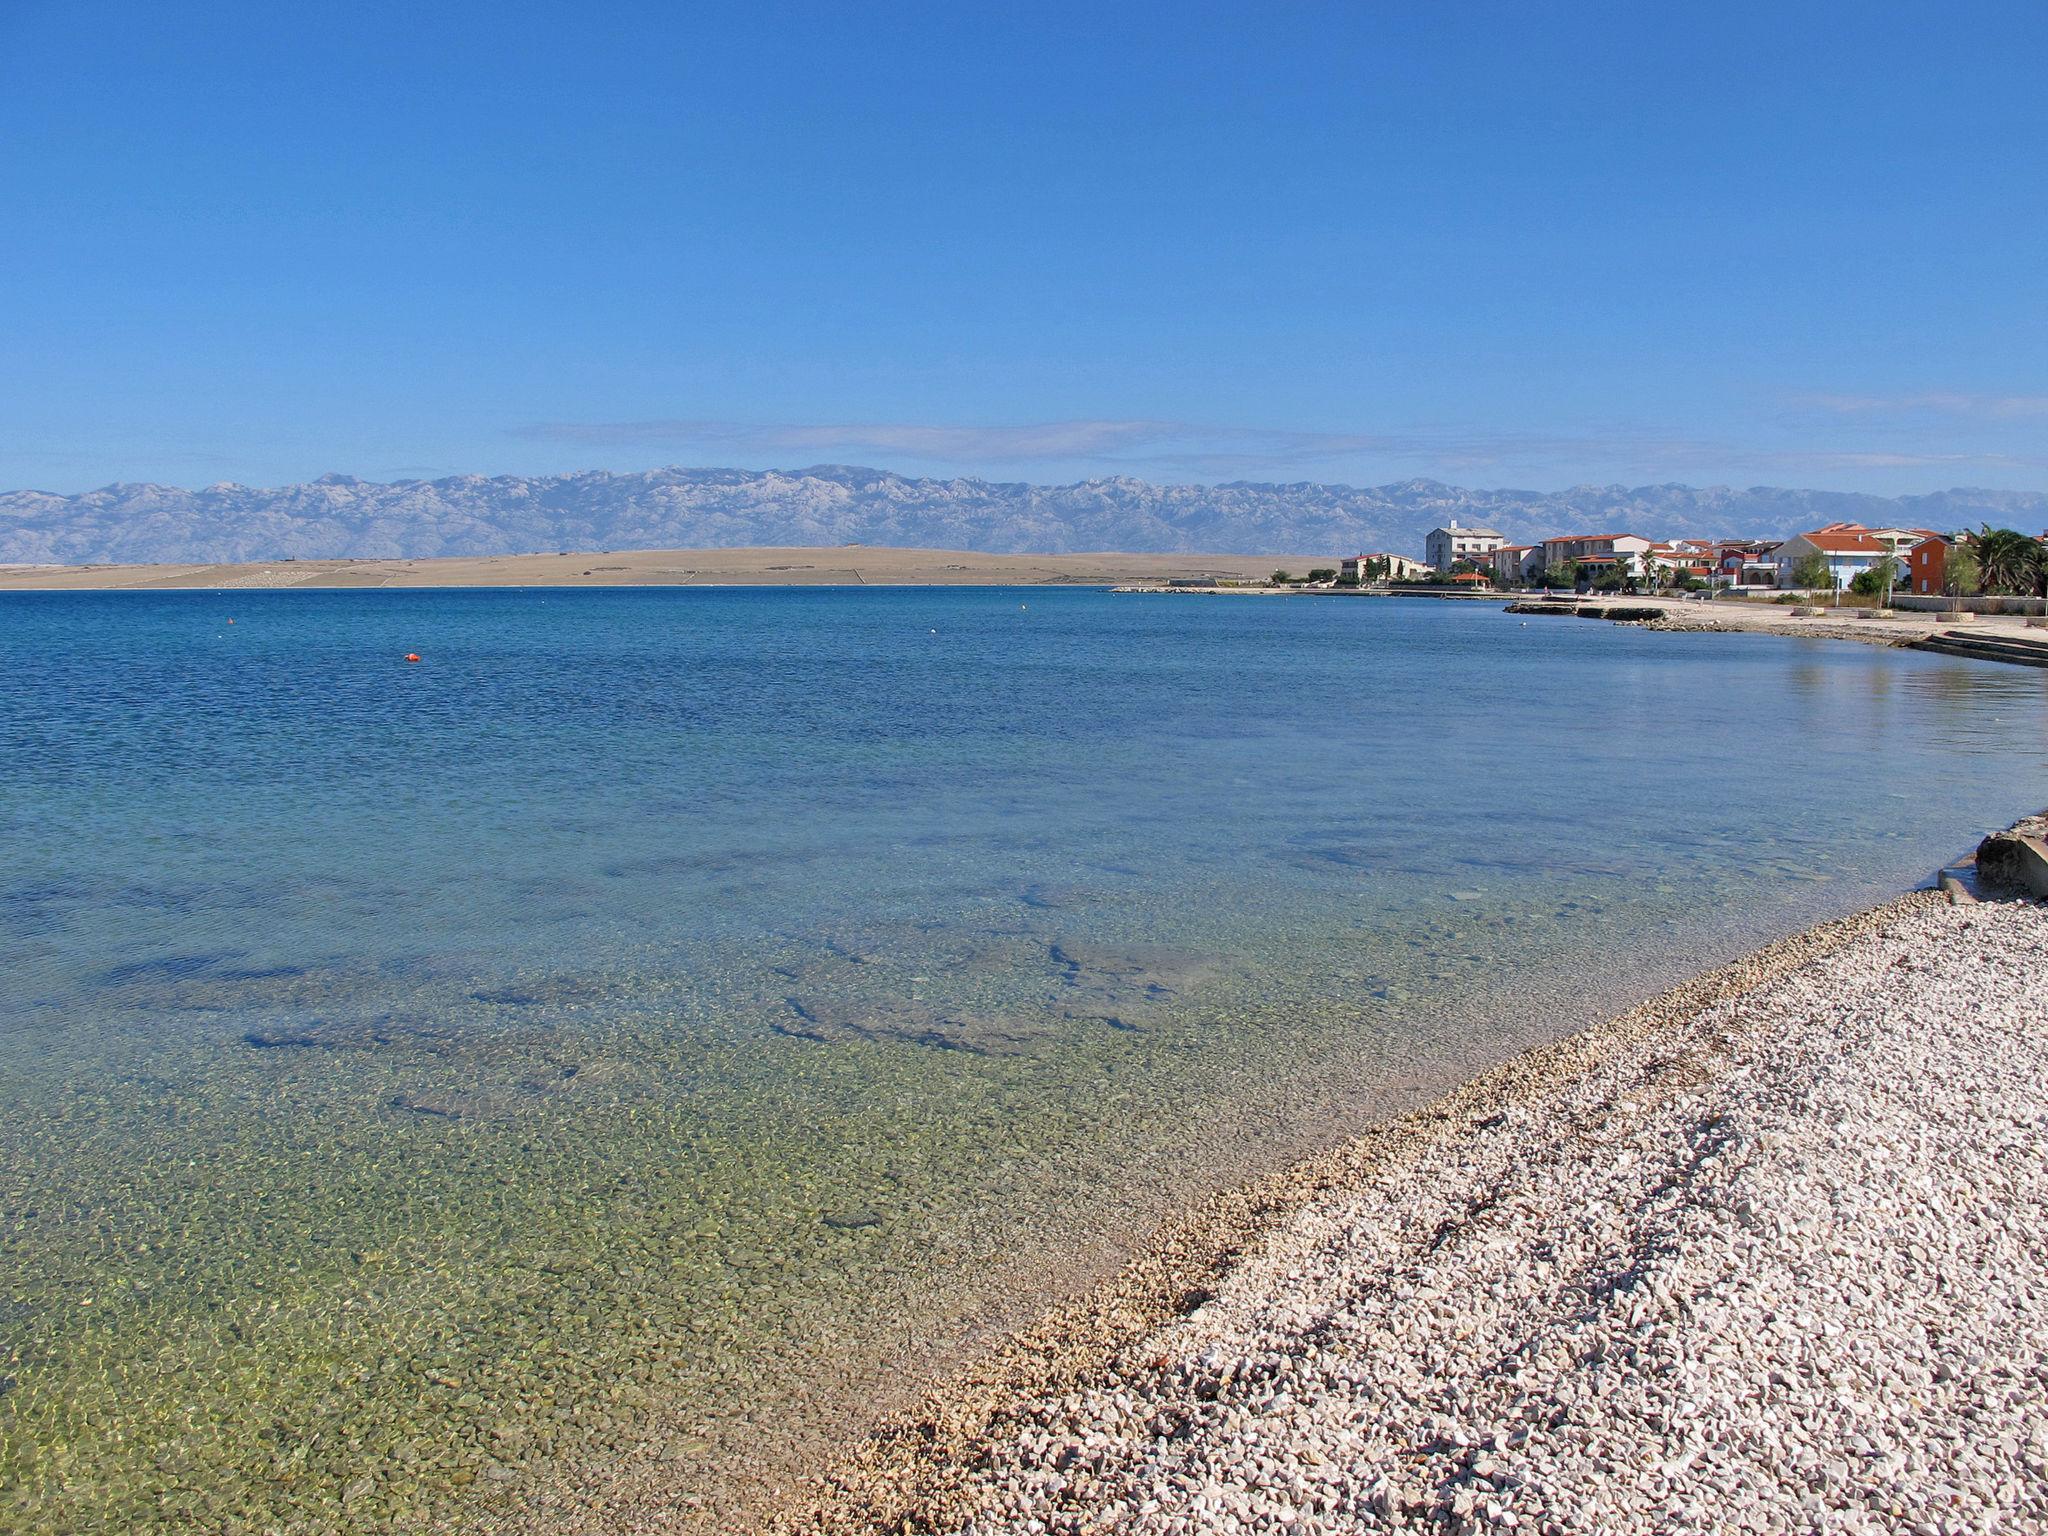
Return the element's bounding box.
[1261,518,2048,602]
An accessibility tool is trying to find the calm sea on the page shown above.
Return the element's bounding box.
[1,587,2041,1531]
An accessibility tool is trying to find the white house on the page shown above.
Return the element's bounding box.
[1490,544,1544,584]
[1342,552,1430,582]
[1537,533,1654,579]
[1820,522,1943,557]
[1772,527,1900,590]
[1425,520,1506,571]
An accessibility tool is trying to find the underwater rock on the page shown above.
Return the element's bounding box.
[515,1064,583,1095]
[820,1209,881,1231]
[1054,1005,1154,1034]
[466,973,621,1007]
[1049,939,1219,999]
[381,1050,599,1122]
[238,1016,450,1052]
[1019,881,1092,911]
[101,951,240,984]
[775,996,1049,1056]
[242,1028,324,1049]
[388,1092,465,1119]
[1288,844,1385,870]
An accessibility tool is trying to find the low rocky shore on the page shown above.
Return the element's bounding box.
[784,884,2048,1535]
[1511,592,2048,659]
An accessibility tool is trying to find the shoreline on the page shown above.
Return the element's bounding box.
[0,546,1317,591]
[1529,593,2048,655]
[768,851,2043,1534]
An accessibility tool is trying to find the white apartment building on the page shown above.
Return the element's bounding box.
[1424,520,1506,570]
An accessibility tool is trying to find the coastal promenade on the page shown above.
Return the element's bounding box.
[788,872,2048,1535]
[1507,593,2048,654]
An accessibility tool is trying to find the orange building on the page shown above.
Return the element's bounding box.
[1907,536,1949,595]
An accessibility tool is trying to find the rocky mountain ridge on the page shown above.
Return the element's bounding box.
[3,466,2042,566]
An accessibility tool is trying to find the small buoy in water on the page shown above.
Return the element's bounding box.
[227,618,235,625]
[404,652,421,663]
[929,628,937,634]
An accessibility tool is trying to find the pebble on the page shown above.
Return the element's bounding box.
[828,893,2048,1535]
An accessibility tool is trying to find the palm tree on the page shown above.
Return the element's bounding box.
[1969,526,2044,597]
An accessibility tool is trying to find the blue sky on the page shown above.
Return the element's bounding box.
[2,1,2042,494]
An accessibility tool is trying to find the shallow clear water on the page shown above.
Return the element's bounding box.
[1,588,2042,1531]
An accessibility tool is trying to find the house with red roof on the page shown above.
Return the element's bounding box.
[1489,544,1543,585]
[1771,525,1905,590]
[1537,533,1654,583]
[1341,552,1431,582]
[1712,542,1781,588]
[1644,540,1716,582]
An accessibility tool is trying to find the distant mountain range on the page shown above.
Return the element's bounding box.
[3,466,2044,567]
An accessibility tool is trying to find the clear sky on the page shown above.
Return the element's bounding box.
[2,1,2042,495]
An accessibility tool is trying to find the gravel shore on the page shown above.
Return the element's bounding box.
[1611,595,2047,655]
[786,890,2048,1535]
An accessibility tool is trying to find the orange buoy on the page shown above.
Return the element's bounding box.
[404,653,421,663]
[227,618,235,625]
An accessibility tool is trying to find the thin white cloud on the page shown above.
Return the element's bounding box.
[1801,392,2048,420]
[509,415,2048,483]
[513,416,1666,471]
[514,417,1187,460]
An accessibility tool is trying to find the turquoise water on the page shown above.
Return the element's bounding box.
[1,588,2042,1531]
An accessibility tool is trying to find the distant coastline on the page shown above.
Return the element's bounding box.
[0,546,1318,592]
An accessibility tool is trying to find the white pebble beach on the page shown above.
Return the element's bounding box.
[786,886,2048,1536]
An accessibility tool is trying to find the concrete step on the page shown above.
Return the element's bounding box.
[1977,829,2048,897]
[1908,631,2048,668]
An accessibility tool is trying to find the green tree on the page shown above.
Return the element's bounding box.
[1270,570,1294,585]
[1306,567,1337,582]
[1943,540,1980,597]
[1788,551,1834,591]
[1969,526,2043,596]
[1849,555,1898,599]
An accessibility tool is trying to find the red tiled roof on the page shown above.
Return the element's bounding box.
[1795,530,1889,553]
